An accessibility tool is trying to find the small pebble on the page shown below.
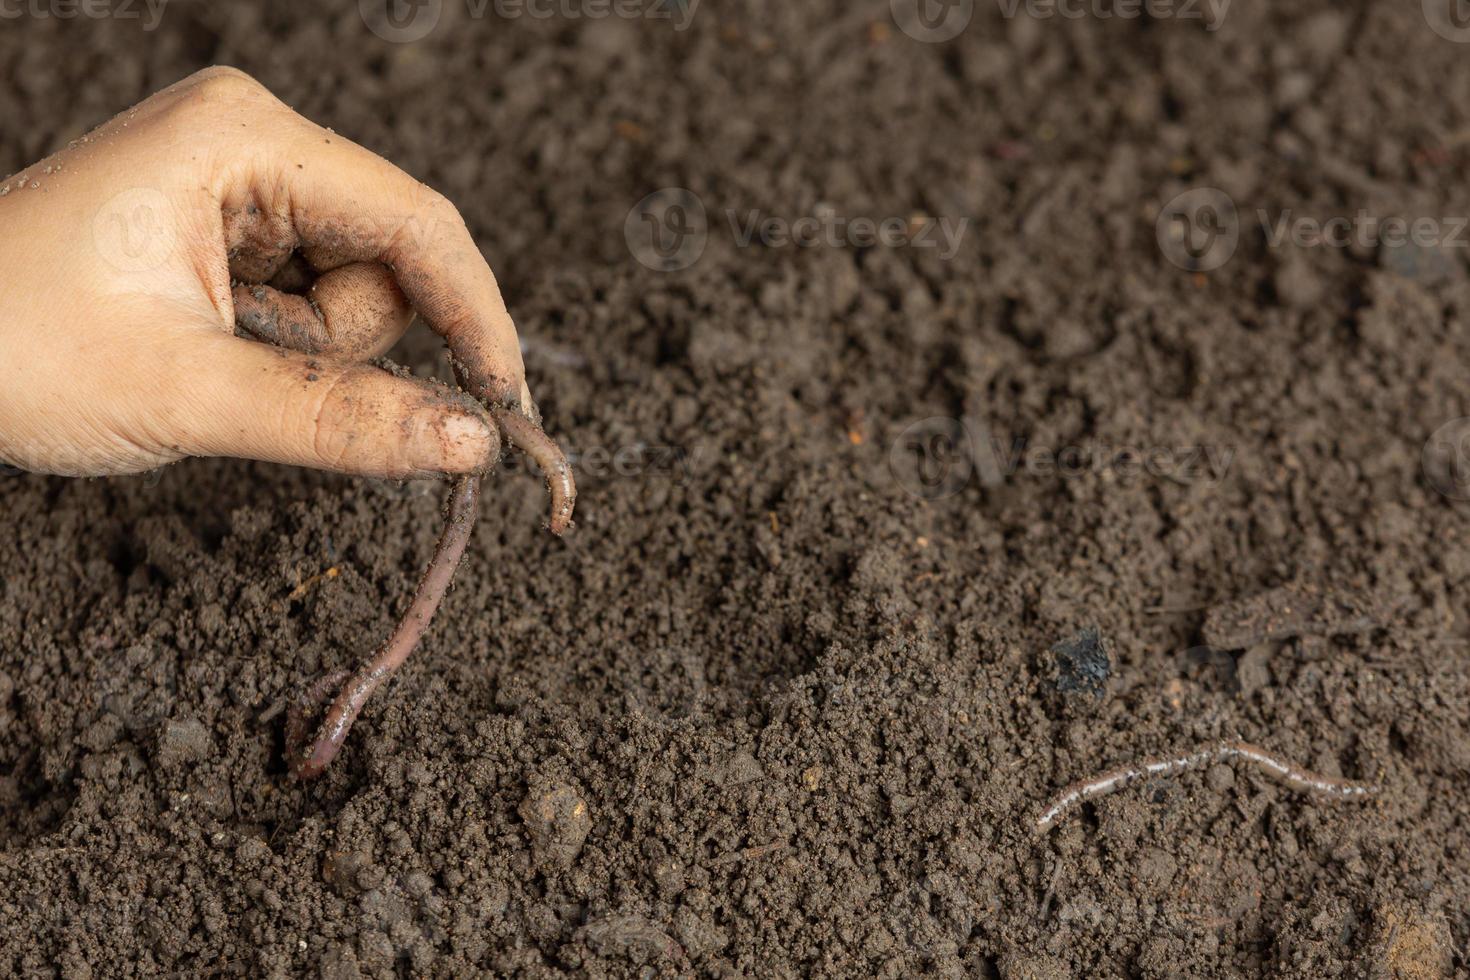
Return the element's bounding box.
[1051,627,1111,700]
[519,779,591,869]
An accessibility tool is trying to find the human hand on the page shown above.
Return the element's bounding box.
[0,66,532,479]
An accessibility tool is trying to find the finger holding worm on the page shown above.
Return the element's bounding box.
[236,253,579,777]
[1033,740,1379,835]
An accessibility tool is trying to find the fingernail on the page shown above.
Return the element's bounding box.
[519,381,542,424]
[421,412,495,474]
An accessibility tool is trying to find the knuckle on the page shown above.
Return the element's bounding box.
[186,66,268,100]
[392,189,467,253]
[165,67,281,126]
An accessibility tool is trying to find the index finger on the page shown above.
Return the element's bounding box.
[219,101,531,412]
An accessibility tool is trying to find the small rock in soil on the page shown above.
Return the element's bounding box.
[1050,628,1111,700]
[518,778,592,869]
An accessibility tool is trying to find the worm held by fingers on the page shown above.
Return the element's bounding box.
[1033,740,1379,835]
[287,406,577,779]
[490,404,576,535]
[288,475,481,779]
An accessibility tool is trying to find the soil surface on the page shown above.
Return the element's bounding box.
[3,1,1469,976]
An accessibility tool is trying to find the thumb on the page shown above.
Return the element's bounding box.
[155,330,499,479]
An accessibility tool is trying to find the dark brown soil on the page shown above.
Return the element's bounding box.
[3,1,1469,976]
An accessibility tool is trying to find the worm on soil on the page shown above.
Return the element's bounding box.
[1033,740,1378,835]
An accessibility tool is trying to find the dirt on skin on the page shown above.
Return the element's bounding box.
[2,1,1469,976]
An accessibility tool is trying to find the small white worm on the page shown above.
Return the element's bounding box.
[1034,740,1379,835]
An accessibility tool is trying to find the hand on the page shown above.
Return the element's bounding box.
[0,66,531,479]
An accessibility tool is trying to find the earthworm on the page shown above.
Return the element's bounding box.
[490,404,577,535]
[1033,740,1378,835]
[287,474,480,779]
[287,403,577,779]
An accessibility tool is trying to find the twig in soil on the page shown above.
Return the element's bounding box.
[1033,740,1379,835]
[285,565,339,602]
